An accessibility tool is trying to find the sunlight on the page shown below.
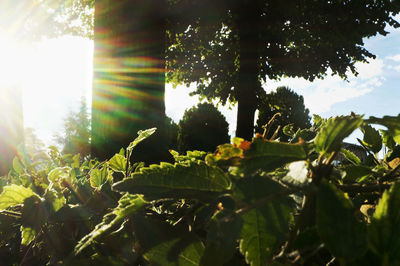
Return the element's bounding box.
[0,34,24,87]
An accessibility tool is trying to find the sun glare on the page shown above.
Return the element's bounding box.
[0,34,25,87]
[0,32,93,143]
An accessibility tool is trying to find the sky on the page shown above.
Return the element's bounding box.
[1,23,400,146]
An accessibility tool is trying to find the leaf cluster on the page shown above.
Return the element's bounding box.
[1,114,400,265]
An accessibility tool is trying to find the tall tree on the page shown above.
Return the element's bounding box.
[54,97,91,157]
[0,86,23,175]
[167,0,400,140]
[91,0,168,161]
[255,86,311,142]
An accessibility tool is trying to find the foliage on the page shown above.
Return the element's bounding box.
[0,0,94,40]
[54,97,91,158]
[255,86,311,141]
[167,0,400,138]
[2,113,400,265]
[178,102,230,152]
[164,116,179,151]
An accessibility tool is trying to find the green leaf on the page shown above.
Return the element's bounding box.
[72,154,80,169]
[362,125,382,154]
[48,167,71,184]
[12,157,24,174]
[315,115,363,156]
[21,226,36,246]
[144,236,204,266]
[132,215,204,266]
[282,124,295,137]
[368,183,400,261]
[21,195,48,246]
[380,129,396,150]
[113,162,231,200]
[367,115,400,145]
[0,185,37,210]
[127,128,157,153]
[239,139,307,173]
[317,181,367,260]
[342,165,372,183]
[108,154,127,173]
[235,176,293,265]
[171,150,208,164]
[90,167,109,188]
[313,114,326,129]
[75,194,146,254]
[340,148,362,165]
[201,210,243,265]
[44,188,66,212]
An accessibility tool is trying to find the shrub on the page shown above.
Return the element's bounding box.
[255,86,311,141]
[177,102,230,152]
[1,114,400,265]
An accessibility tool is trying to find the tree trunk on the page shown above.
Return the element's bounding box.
[0,86,24,175]
[234,1,262,140]
[92,0,167,161]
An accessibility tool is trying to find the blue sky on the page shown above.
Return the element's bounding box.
[1,23,400,145]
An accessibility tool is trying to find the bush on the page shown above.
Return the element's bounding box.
[1,114,400,265]
[177,102,230,152]
[255,86,311,141]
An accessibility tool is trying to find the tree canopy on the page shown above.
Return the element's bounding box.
[255,86,311,142]
[178,102,230,152]
[167,0,400,139]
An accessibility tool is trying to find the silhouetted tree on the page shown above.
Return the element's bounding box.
[255,86,311,142]
[55,97,90,157]
[0,86,23,175]
[164,117,179,150]
[178,103,230,152]
[167,0,400,140]
[91,0,169,161]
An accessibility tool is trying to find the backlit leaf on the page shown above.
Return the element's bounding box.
[21,226,36,246]
[367,115,400,145]
[127,128,157,152]
[90,167,109,188]
[108,154,127,173]
[239,139,307,173]
[75,194,146,254]
[315,115,363,155]
[113,162,231,200]
[0,185,37,210]
[48,167,71,184]
[362,125,382,154]
[340,148,362,165]
[44,188,66,212]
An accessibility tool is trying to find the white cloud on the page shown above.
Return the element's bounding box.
[387,54,400,62]
[264,58,383,114]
